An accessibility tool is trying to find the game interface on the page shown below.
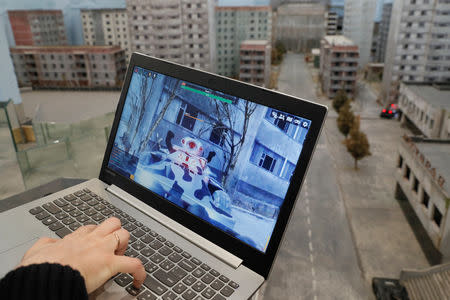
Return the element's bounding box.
[108,67,311,252]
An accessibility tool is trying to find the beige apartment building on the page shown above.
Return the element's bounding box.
[399,83,450,139]
[81,8,132,61]
[10,46,126,89]
[126,0,215,71]
[239,40,271,88]
[8,10,67,46]
[396,135,450,260]
[320,35,359,99]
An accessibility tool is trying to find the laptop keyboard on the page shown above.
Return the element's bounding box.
[28,188,240,300]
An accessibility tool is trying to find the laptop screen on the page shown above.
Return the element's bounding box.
[108,66,311,253]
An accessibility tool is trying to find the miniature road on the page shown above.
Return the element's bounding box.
[258,53,368,299]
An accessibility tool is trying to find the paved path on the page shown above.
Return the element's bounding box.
[258,53,368,300]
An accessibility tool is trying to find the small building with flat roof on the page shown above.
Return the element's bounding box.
[399,83,450,139]
[395,135,450,261]
[239,40,271,88]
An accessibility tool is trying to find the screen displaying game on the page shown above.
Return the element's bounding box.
[108,66,311,253]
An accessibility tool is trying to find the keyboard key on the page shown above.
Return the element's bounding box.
[35,211,50,220]
[87,199,99,206]
[133,229,146,238]
[201,264,211,272]
[149,240,163,250]
[192,281,206,292]
[43,202,61,214]
[173,246,183,253]
[53,198,68,207]
[193,268,206,278]
[29,206,44,215]
[179,260,196,272]
[228,281,239,289]
[92,213,105,222]
[150,253,164,264]
[202,287,215,299]
[54,212,68,220]
[84,208,97,216]
[132,241,146,251]
[220,286,234,297]
[69,210,83,217]
[191,257,201,265]
[62,217,75,225]
[137,290,157,300]
[143,276,168,296]
[210,279,224,291]
[126,284,144,296]
[82,188,91,193]
[181,289,196,300]
[165,241,174,248]
[94,204,106,211]
[182,275,196,286]
[48,221,64,231]
[69,223,81,231]
[83,220,97,226]
[140,247,156,257]
[141,226,150,232]
[74,190,85,197]
[55,227,72,238]
[141,234,154,244]
[159,246,173,256]
[127,216,136,222]
[62,205,75,212]
[42,216,57,226]
[135,221,143,227]
[64,194,77,201]
[125,249,140,258]
[212,294,225,300]
[145,262,158,273]
[209,269,220,277]
[181,252,191,259]
[114,273,133,287]
[168,252,183,263]
[137,255,149,265]
[129,235,137,244]
[78,203,90,211]
[160,260,175,271]
[218,275,229,283]
[173,282,188,294]
[162,291,177,300]
[80,194,92,202]
[195,296,207,300]
[124,223,137,232]
[156,236,166,242]
[168,266,188,281]
[101,208,113,216]
[201,274,214,284]
[148,230,158,237]
[76,215,89,223]
[71,199,83,206]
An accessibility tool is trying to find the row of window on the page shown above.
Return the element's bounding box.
[217,12,268,17]
[398,155,443,227]
[400,95,435,129]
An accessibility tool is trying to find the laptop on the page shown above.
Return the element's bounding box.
[0,53,327,299]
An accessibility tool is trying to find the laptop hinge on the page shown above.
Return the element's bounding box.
[106,184,243,269]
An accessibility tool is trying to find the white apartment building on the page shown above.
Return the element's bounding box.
[126,0,215,71]
[396,135,450,260]
[343,0,377,68]
[325,11,338,35]
[382,0,450,104]
[399,83,450,139]
[81,9,132,61]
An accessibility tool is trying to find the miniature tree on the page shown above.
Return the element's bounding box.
[332,89,348,112]
[344,117,371,170]
[337,101,355,137]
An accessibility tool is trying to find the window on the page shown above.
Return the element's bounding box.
[209,126,227,146]
[404,165,411,179]
[176,103,198,131]
[413,176,419,193]
[259,153,276,172]
[397,155,403,169]
[433,206,442,227]
[422,189,429,207]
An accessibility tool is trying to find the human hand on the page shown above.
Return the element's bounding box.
[17,217,146,293]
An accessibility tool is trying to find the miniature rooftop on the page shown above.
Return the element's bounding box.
[403,83,450,111]
[323,35,355,46]
[415,140,450,196]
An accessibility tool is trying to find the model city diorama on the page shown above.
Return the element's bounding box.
[108,67,311,252]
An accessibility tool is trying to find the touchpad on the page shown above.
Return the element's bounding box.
[0,237,38,278]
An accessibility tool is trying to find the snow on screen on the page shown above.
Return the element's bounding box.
[108,67,311,252]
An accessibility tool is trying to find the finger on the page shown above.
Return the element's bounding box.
[67,224,97,239]
[104,228,130,256]
[92,217,121,237]
[112,256,146,288]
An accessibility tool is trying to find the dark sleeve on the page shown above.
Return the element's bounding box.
[0,263,88,300]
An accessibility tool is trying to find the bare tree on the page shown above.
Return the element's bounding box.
[137,79,181,153]
[129,74,156,150]
[210,100,257,185]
